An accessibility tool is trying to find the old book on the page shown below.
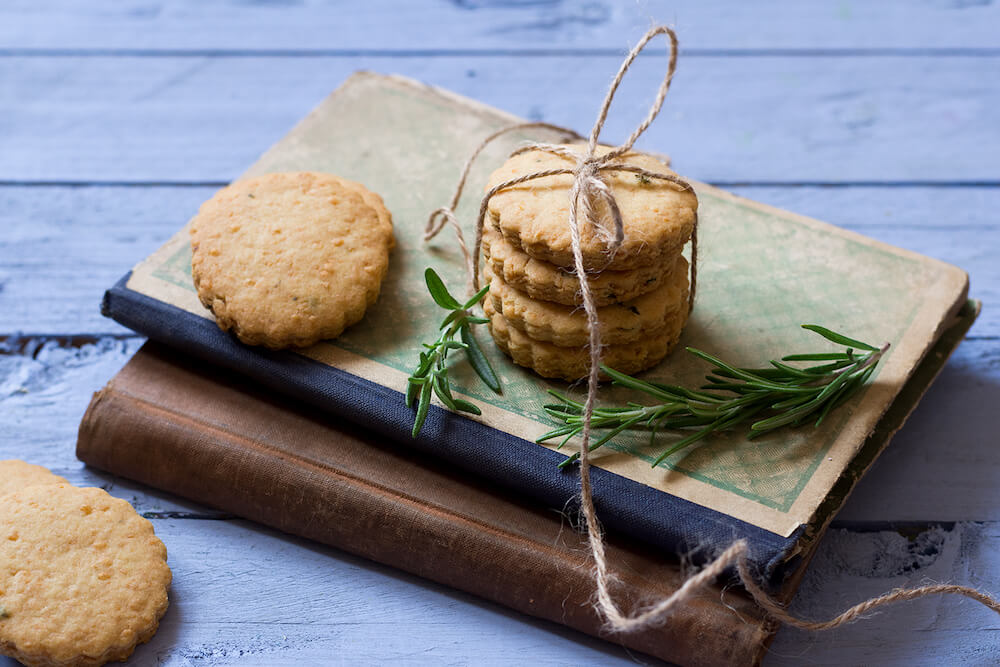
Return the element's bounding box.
[100,72,974,591]
[78,342,776,667]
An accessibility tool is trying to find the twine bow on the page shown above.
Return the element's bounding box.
[425,25,1000,637]
[426,26,696,307]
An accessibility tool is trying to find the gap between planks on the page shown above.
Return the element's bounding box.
[3,180,1000,188]
[2,48,1000,58]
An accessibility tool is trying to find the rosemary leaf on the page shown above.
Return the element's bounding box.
[538,325,888,468]
[460,324,502,392]
[406,268,502,437]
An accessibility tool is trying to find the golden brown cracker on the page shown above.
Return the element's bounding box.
[190,172,393,349]
[486,145,697,271]
[0,485,171,667]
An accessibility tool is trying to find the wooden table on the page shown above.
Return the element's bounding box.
[2,3,998,664]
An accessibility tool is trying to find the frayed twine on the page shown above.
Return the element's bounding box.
[425,24,1000,637]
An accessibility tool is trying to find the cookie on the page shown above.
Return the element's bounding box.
[0,460,68,499]
[327,175,395,248]
[486,144,697,271]
[487,256,689,347]
[482,224,672,307]
[190,172,393,349]
[0,485,171,667]
[484,296,686,381]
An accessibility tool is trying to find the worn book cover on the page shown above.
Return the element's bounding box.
[101,72,973,589]
[78,342,777,667]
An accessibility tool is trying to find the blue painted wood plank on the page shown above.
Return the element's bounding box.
[0,56,996,183]
[0,514,996,666]
[3,186,996,336]
[1,5,997,664]
[2,1,998,51]
[769,521,1000,665]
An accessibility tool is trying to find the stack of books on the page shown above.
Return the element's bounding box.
[82,73,975,665]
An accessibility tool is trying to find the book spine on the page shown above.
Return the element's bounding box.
[100,276,800,590]
[77,375,769,667]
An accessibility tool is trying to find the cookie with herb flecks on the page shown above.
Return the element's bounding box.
[486,257,688,347]
[190,172,394,349]
[483,295,686,381]
[482,224,674,307]
[486,144,696,271]
[0,484,171,667]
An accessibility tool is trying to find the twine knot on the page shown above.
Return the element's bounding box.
[423,24,1000,639]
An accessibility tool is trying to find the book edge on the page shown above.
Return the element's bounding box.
[77,345,773,667]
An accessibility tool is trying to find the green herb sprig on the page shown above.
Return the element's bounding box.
[406,268,502,437]
[539,325,888,469]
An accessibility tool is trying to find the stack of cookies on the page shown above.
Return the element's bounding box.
[481,145,698,381]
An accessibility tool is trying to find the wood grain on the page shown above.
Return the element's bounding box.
[3,186,996,336]
[1,55,996,183]
[769,521,1000,665]
[2,1,998,51]
[1,3,996,664]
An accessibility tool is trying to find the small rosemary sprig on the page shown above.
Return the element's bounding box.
[539,325,889,469]
[406,268,502,437]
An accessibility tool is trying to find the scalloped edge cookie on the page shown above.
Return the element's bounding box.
[486,144,697,271]
[482,224,674,306]
[0,461,68,499]
[0,485,171,667]
[190,172,393,349]
[487,256,689,347]
[484,296,687,381]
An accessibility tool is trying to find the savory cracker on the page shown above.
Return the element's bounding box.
[190,172,393,349]
[0,460,68,499]
[484,297,686,381]
[482,224,672,306]
[0,485,171,667]
[487,257,689,347]
[486,144,697,271]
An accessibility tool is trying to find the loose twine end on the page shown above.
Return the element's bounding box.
[423,24,1000,637]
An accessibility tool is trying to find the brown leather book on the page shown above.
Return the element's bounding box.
[77,342,775,666]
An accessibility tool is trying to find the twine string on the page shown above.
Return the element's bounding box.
[425,123,584,292]
[424,24,1000,637]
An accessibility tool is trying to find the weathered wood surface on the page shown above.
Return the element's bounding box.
[3,0,999,51]
[1,2,998,665]
[2,186,997,337]
[2,55,996,184]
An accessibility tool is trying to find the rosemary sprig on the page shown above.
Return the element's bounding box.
[538,324,889,469]
[406,268,502,437]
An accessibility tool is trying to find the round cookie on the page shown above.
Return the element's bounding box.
[190,172,393,349]
[328,175,395,248]
[0,485,171,667]
[486,144,697,271]
[484,297,687,381]
[0,460,68,499]
[482,225,672,307]
[488,256,689,347]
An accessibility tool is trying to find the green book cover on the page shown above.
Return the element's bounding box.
[113,72,973,580]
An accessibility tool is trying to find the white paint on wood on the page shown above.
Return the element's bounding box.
[769,523,1000,665]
